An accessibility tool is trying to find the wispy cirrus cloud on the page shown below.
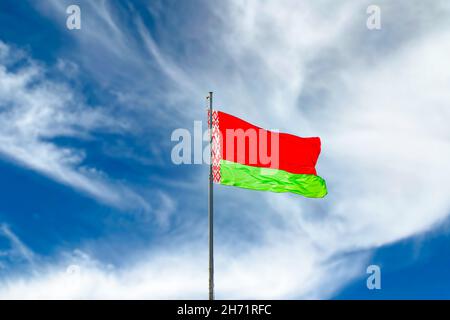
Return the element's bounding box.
[0,224,35,271]
[0,41,150,212]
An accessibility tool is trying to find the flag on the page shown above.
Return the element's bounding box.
[209,110,327,198]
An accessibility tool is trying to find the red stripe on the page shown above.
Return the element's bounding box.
[218,111,321,175]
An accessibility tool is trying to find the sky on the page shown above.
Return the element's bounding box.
[0,0,450,299]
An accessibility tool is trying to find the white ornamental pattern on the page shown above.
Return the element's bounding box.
[209,110,221,183]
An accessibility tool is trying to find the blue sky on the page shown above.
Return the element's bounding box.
[0,0,450,299]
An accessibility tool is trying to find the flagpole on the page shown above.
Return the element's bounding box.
[208,91,214,300]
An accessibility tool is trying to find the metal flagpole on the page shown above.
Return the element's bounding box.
[207,91,214,300]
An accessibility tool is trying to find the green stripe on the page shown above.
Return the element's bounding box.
[220,160,327,198]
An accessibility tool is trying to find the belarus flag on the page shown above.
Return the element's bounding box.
[209,111,327,198]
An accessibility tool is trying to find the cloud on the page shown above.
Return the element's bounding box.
[0,238,368,299]
[1,0,450,299]
[0,41,151,212]
[0,224,35,266]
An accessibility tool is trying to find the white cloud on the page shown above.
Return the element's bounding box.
[0,224,35,265]
[0,41,151,212]
[0,239,368,299]
[1,0,450,299]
